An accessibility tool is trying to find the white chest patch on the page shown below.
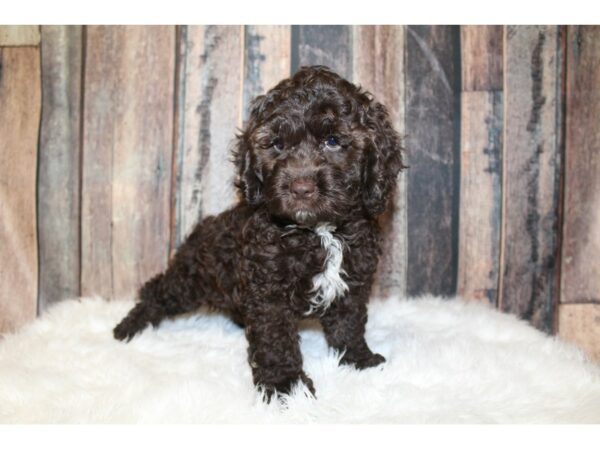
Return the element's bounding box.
[305,223,348,315]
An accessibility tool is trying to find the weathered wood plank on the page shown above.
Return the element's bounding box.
[458,91,503,304]
[172,25,244,250]
[0,25,40,46]
[500,26,564,332]
[0,47,41,332]
[558,304,600,363]
[81,26,175,299]
[461,26,503,91]
[353,25,407,298]
[405,25,461,296]
[561,26,600,305]
[293,25,353,79]
[457,26,504,305]
[37,26,83,311]
[242,25,291,121]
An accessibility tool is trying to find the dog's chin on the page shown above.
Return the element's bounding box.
[268,195,341,227]
[293,209,318,226]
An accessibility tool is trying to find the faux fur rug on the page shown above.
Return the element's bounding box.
[1,296,599,423]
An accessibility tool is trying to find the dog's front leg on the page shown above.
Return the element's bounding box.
[244,302,315,402]
[319,288,385,370]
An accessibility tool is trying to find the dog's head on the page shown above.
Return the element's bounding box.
[234,65,405,226]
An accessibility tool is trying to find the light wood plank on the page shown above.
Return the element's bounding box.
[461,26,503,91]
[0,25,40,46]
[353,25,407,298]
[242,25,291,121]
[561,26,600,305]
[0,47,41,332]
[457,26,504,305]
[172,25,244,249]
[37,25,83,311]
[405,25,461,296]
[500,26,564,332]
[558,304,600,363]
[81,26,175,299]
[458,91,503,304]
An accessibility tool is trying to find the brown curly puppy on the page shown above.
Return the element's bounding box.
[113,65,405,401]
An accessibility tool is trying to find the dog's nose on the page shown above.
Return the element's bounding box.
[290,179,316,199]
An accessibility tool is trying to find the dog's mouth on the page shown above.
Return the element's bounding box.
[293,209,318,225]
[269,198,324,227]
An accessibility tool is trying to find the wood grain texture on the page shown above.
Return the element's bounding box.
[405,25,461,296]
[458,26,504,305]
[37,26,83,311]
[501,26,564,332]
[0,25,40,46]
[558,304,600,362]
[461,26,503,91]
[293,25,353,79]
[172,25,244,249]
[0,47,41,332]
[353,25,407,298]
[242,25,291,121]
[81,26,175,299]
[561,26,600,305]
[458,92,503,304]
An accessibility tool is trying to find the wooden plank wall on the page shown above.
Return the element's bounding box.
[405,26,461,297]
[38,26,83,311]
[501,26,564,333]
[354,26,407,298]
[0,28,41,332]
[0,25,599,362]
[173,26,243,249]
[458,26,503,305]
[559,26,600,360]
[81,26,175,300]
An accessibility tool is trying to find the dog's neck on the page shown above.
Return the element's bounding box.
[283,222,348,316]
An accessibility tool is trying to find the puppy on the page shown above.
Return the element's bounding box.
[113,65,405,401]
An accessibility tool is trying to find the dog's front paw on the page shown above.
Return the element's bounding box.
[341,352,386,370]
[259,372,316,403]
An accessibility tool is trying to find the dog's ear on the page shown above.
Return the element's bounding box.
[361,101,406,217]
[234,96,266,205]
[234,135,263,205]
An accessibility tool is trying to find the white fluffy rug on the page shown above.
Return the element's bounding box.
[1,296,599,423]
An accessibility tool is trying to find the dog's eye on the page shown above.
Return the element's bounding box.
[324,136,341,150]
[272,139,284,152]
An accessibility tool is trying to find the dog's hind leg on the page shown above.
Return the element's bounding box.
[113,264,206,341]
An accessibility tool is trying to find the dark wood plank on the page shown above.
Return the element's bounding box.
[81,26,175,299]
[0,47,41,332]
[561,26,600,305]
[242,25,291,122]
[0,26,40,46]
[461,26,503,91]
[500,26,564,332]
[171,25,244,250]
[558,304,600,363]
[37,26,83,311]
[405,25,461,296]
[354,25,407,298]
[458,91,503,304]
[293,25,352,79]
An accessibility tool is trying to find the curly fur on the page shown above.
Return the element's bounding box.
[113,65,405,401]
